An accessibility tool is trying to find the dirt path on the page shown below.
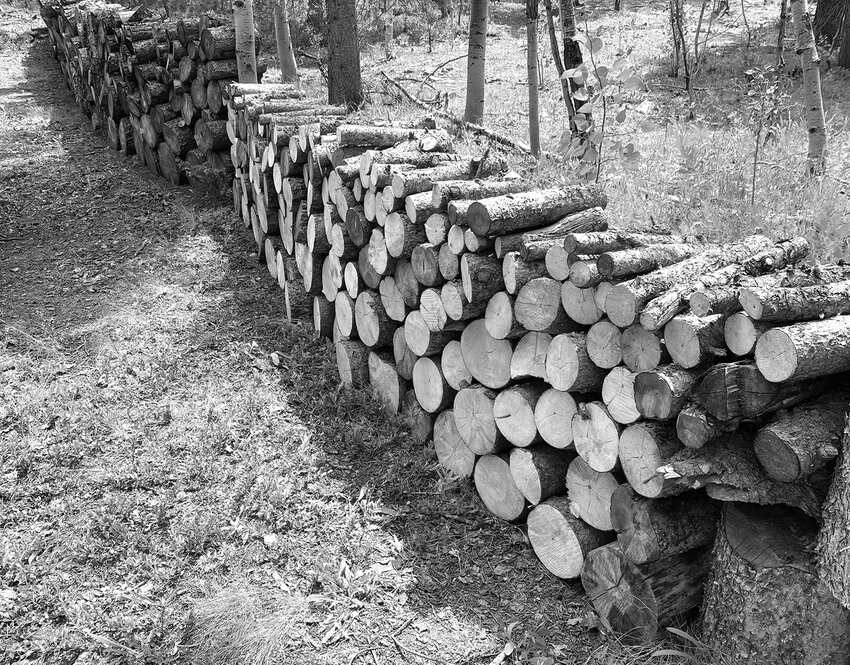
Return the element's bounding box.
[0,7,597,665]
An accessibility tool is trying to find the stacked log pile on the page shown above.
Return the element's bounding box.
[39,0,265,191]
[37,12,850,650]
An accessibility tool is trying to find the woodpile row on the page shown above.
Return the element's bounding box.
[39,0,278,193]
[39,7,850,656]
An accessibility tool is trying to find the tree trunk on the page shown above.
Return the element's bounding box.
[515,277,579,334]
[232,0,259,84]
[528,496,613,578]
[597,243,706,279]
[559,0,583,72]
[502,253,548,295]
[326,0,363,109]
[404,312,463,356]
[336,339,370,386]
[464,0,489,124]
[582,543,712,645]
[274,0,300,85]
[354,290,397,347]
[526,0,541,157]
[609,485,720,565]
[619,422,684,499]
[484,291,525,340]
[496,207,608,261]
[703,502,850,664]
[431,178,528,209]
[841,0,850,69]
[676,402,725,449]
[791,0,827,174]
[754,314,850,382]
[440,340,473,391]
[739,279,850,322]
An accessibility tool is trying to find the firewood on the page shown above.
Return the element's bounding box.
[392,327,418,381]
[561,282,603,326]
[343,262,365,299]
[463,228,494,253]
[403,191,434,225]
[501,253,547,295]
[724,311,771,356]
[619,422,684,498]
[457,319,512,389]
[368,350,407,413]
[696,361,836,421]
[605,236,774,327]
[675,402,724,449]
[597,243,706,278]
[336,124,431,148]
[440,340,473,391]
[510,331,551,381]
[740,279,850,323]
[564,230,691,255]
[404,311,463,356]
[528,497,613,579]
[492,382,547,447]
[441,280,485,322]
[357,245,381,290]
[515,277,577,334]
[609,485,719,565]
[817,414,850,609]
[688,285,743,317]
[410,243,444,287]
[313,296,335,339]
[430,178,528,210]
[378,276,408,322]
[354,290,397,347]
[582,542,712,645]
[484,292,524,340]
[473,453,529,523]
[620,324,669,372]
[467,185,608,237]
[425,212,450,245]
[586,319,622,369]
[438,243,460,281]
[433,409,476,478]
[393,258,424,308]
[510,446,575,505]
[403,390,436,445]
[447,199,473,226]
[345,205,371,248]
[334,291,357,340]
[569,258,604,288]
[330,222,359,261]
[391,160,479,198]
[336,339,369,387]
[458,253,503,306]
[703,503,850,663]
[545,333,607,392]
[534,388,578,449]
[753,401,845,482]
[454,386,509,455]
[412,357,456,413]
[572,402,622,473]
[384,212,426,258]
[634,365,700,420]
[368,162,415,189]
[566,455,619,531]
[495,207,608,260]
[545,245,572,281]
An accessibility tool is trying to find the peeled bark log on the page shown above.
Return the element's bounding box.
[582,542,712,645]
[515,277,578,334]
[454,386,509,455]
[534,388,578,449]
[528,496,612,578]
[545,332,607,392]
[474,453,528,523]
[572,401,622,473]
[610,485,719,565]
[412,356,456,413]
[620,324,669,372]
[605,235,774,327]
[696,361,835,421]
[586,319,623,369]
[441,340,473,391]
[560,281,603,326]
[459,319,513,389]
[368,350,406,413]
[566,455,619,531]
[467,185,608,237]
[602,367,641,425]
[753,401,845,482]
[493,381,547,447]
[755,315,850,382]
[702,503,850,663]
[433,409,476,478]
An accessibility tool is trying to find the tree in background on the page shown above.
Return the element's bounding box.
[464,0,489,123]
[233,0,259,83]
[813,0,845,42]
[274,0,300,83]
[559,0,582,72]
[790,0,827,174]
[326,0,363,108]
[527,0,541,156]
[841,0,850,68]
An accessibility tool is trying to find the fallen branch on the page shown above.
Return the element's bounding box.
[418,54,467,96]
[380,71,539,158]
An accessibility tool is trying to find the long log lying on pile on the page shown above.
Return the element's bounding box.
[755,315,850,383]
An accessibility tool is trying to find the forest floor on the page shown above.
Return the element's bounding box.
[0,0,845,664]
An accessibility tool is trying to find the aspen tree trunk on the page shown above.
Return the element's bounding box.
[840,0,850,69]
[559,0,583,72]
[790,0,827,174]
[464,0,489,124]
[527,0,541,157]
[326,0,363,109]
[274,0,300,84]
[233,0,259,84]
[384,0,395,60]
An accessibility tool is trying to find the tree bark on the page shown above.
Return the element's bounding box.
[431,178,528,209]
[274,0,300,85]
[526,0,540,157]
[326,0,363,109]
[232,0,259,84]
[739,279,850,322]
[703,503,850,663]
[597,243,706,279]
[663,312,726,369]
[817,413,850,608]
[754,314,850,383]
[464,0,489,124]
[510,443,575,504]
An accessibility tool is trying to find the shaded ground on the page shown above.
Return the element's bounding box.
[0,5,601,665]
